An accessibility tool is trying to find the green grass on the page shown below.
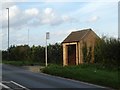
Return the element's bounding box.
[2,60,45,66]
[3,60,30,66]
[42,64,119,89]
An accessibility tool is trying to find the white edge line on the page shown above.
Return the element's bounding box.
[0,82,10,89]
[40,72,109,89]
[10,81,29,90]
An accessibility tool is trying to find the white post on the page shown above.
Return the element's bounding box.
[6,8,10,60]
[45,37,48,67]
[45,32,49,67]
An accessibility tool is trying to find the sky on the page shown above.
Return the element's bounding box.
[0,0,119,50]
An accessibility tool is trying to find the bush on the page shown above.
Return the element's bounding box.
[94,37,120,68]
[2,43,63,65]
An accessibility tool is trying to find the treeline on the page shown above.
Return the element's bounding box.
[2,37,120,68]
[2,43,63,65]
[94,37,120,68]
[82,36,120,68]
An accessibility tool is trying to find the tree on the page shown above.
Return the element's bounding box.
[2,43,63,65]
[94,37,120,68]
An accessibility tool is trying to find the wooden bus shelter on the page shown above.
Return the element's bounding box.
[62,29,99,66]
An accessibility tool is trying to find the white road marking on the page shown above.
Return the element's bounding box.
[1,81,30,90]
[10,81,30,90]
[40,72,109,89]
[0,82,10,89]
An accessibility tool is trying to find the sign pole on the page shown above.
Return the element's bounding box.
[45,32,49,67]
[6,8,9,60]
[45,37,48,67]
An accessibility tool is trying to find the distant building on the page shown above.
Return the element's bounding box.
[62,28,100,66]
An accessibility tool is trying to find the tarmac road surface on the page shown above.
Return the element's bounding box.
[2,64,109,89]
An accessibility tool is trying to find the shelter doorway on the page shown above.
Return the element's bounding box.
[67,44,76,65]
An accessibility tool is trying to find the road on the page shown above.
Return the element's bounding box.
[2,64,108,89]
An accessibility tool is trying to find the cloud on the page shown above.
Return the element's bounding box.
[66,2,117,24]
[41,8,77,26]
[1,5,78,50]
[1,5,25,29]
[87,16,100,23]
[44,8,53,15]
[25,8,39,16]
[62,15,72,22]
[1,5,76,30]
[41,8,57,25]
[70,3,103,16]
[1,1,118,50]
[69,2,117,17]
[9,5,21,18]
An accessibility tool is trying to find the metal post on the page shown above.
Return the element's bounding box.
[6,8,9,60]
[45,32,49,67]
[45,38,48,67]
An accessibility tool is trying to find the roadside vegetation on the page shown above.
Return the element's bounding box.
[42,37,120,89]
[94,36,119,68]
[2,36,120,89]
[42,64,119,89]
[2,43,63,66]
[2,60,40,66]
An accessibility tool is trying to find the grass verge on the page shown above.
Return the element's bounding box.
[2,60,45,66]
[42,64,119,89]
